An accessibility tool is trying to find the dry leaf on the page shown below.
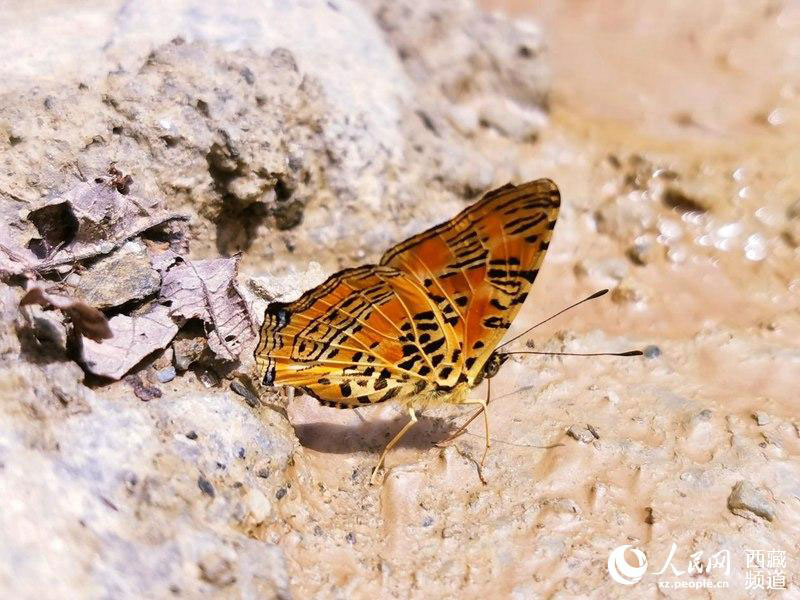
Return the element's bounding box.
[81,304,178,380]
[160,257,255,361]
[124,374,163,401]
[24,178,187,272]
[20,285,112,342]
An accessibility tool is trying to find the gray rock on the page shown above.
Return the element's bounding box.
[156,366,177,383]
[75,241,161,309]
[727,480,776,522]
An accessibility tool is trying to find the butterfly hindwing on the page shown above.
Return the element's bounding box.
[254,264,461,405]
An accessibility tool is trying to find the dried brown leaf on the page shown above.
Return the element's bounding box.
[124,374,163,401]
[81,304,178,380]
[24,179,187,272]
[20,285,112,342]
[160,257,255,361]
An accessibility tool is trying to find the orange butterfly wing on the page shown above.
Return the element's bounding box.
[254,179,560,404]
[253,264,462,407]
[379,178,560,383]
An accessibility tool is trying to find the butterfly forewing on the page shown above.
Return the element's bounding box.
[255,178,560,403]
[379,179,560,383]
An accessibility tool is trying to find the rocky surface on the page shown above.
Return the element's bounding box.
[1,0,799,599]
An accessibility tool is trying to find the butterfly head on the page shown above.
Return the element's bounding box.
[474,351,510,386]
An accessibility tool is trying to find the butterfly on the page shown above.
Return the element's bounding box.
[255,179,560,483]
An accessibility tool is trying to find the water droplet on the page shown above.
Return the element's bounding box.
[658,218,682,241]
[744,233,767,261]
[697,234,712,247]
[716,222,742,238]
[767,109,785,127]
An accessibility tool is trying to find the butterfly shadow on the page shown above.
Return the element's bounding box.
[293,412,464,455]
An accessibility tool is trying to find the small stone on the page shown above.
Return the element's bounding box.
[752,412,770,426]
[696,409,713,421]
[198,554,236,587]
[197,369,219,388]
[256,468,270,478]
[626,242,655,266]
[727,480,775,522]
[237,447,245,459]
[275,487,287,500]
[586,424,600,439]
[313,525,323,536]
[422,516,434,527]
[230,380,259,407]
[611,284,644,304]
[245,488,272,524]
[156,366,176,383]
[345,532,356,544]
[75,241,161,309]
[172,333,207,372]
[198,476,215,497]
[661,186,708,213]
[186,430,198,440]
[643,345,661,358]
[567,425,595,444]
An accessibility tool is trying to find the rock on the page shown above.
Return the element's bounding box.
[752,411,770,426]
[198,554,236,587]
[643,344,662,358]
[75,241,161,308]
[660,186,709,213]
[567,425,595,444]
[172,330,208,372]
[727,480,776,522]
[244,488,272,524]
[156,365,176,383]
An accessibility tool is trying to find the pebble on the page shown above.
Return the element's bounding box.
[245,488,272,524]
[727,480,775,522]
[643,345,661,358]
[156,366,176,383]
[567,425,595,444]
[198,554,236,587]
[197,476,215,497]
[75,241,160,309]
[752,412,770,426]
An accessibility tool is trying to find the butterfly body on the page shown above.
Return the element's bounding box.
[255,179,560,480]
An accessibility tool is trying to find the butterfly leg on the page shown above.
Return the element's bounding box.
[437,405,484,445]
[370,407,418,485]
[437,378,491,447]
[460,399,490,466]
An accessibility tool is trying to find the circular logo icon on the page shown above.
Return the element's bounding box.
[608,544,648,585]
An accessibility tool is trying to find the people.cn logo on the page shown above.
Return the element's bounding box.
[608,545,648,585]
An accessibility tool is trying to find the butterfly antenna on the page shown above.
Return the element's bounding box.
[496,289,610,350]
[503,350,643,357]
